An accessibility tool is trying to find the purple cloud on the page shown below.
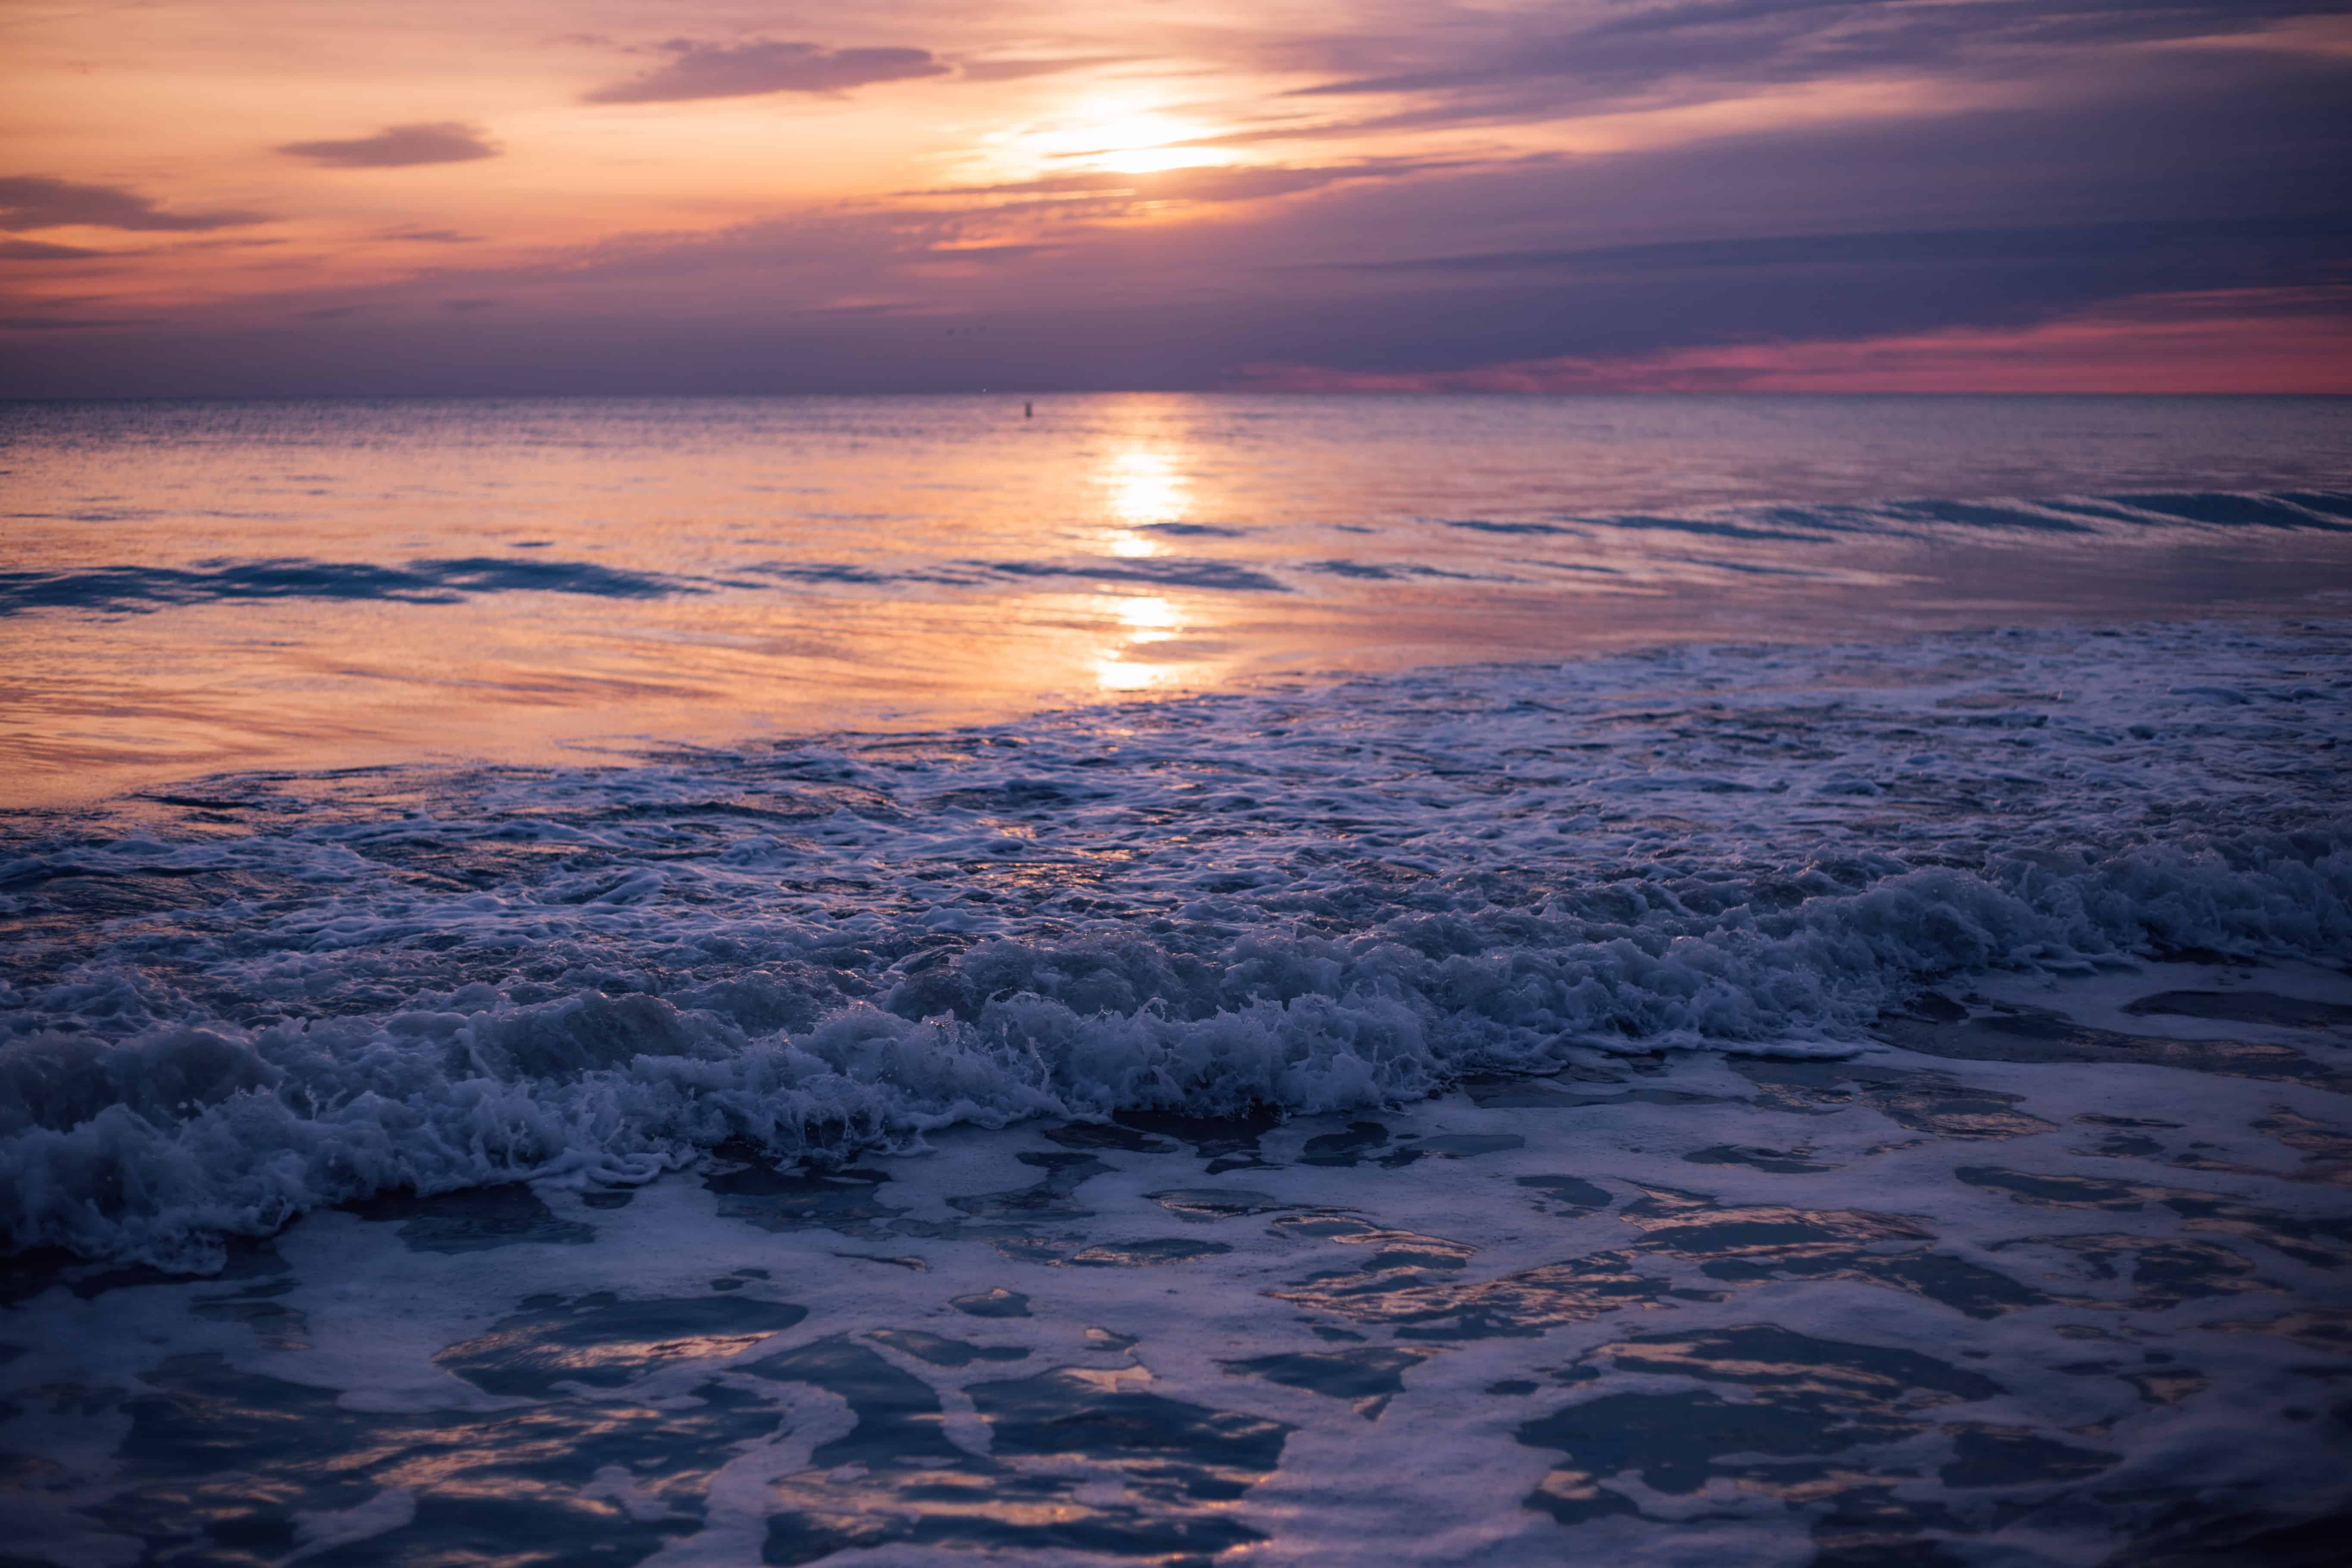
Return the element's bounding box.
[4,17,2347,396]
[0,176,263,232]
[278,123,500,169]
[1290,0,2346,100]
[0,238,101,259]
[585,40,950,104]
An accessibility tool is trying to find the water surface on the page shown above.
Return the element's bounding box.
[6,397,2352,1565]
[7,393,2351,807]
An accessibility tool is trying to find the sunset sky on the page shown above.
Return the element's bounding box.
[4,0,2349,395]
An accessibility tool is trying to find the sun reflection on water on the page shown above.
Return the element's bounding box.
[1093,656,1167,691]
[1115,595,1181,636]
[1105,450,1185,524]
[1088,433,1209,690]
[1095,592,1188,691]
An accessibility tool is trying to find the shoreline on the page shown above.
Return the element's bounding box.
[5,617,2347,1269]
[5,954,2349,1564]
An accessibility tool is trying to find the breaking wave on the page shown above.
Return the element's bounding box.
[2,620,2348,1267]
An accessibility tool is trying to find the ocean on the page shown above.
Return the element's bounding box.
[3,394,2351,1566]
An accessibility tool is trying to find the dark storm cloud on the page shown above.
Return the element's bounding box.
[0,175,263,232]
[277,123,500,169]
[584,39,950,103]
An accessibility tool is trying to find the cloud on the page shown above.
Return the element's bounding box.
[1248,0,2352,152]
[0,238,100,260]
[0,314,154,331]
[277,122,500,169]
[1289,0,2347,103]
[1314,214,2352,277]
[584,39,950,104]
[904,242,1057,265]
[4,35,2346,395]
[1231,285,2352,394]
[912,157,1471,207]
[955,56,1135,82]
[0,175,263,232]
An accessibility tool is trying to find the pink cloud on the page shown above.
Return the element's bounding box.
[584,40,948,104]
[1230,288,2352,395]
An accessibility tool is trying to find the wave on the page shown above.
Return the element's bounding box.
[0,556,694,615]
[2,620,2348,1267]
[969,556,1290,592]
[1542,488,2352,544]
[8,491,2349,620]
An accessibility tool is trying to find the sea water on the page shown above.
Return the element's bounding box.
[3,395,2351,1565]
[7,394,2352,805]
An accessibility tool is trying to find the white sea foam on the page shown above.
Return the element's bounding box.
[3,620,2348,1267]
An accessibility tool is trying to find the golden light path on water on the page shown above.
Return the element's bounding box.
[1093,443,1196,691]
[5,394,2352,808]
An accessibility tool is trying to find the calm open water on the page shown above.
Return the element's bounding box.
[5,393,2352,807]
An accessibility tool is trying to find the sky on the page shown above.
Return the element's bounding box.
[3,0,2349,395]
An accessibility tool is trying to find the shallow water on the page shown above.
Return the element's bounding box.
[4,396,2352,1564]
[5,960,2350,1566]
[5,619,2348,1267]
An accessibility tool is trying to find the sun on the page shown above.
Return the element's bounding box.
[1015,95,1222,177]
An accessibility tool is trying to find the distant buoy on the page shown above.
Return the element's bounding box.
[1024,401,1033,419]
